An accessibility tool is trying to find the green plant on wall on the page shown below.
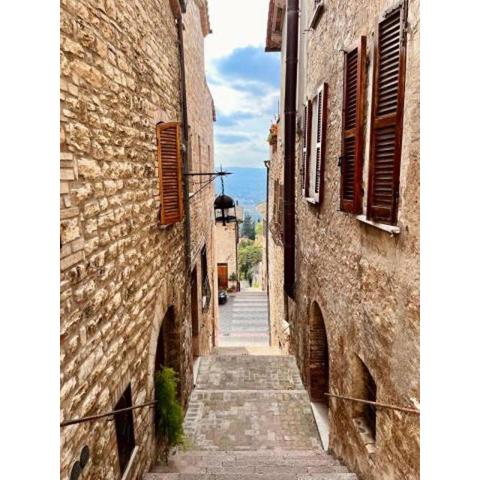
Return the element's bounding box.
[154,367,186,464]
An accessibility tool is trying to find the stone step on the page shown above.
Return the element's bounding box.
[151,466,349,475]
[195,356,303,391]
[150,450,342,470]
[145,474,357,480]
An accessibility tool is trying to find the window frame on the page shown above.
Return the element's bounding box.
[340,36,367,214]
[114,384,136,476]
[366,2,407,226]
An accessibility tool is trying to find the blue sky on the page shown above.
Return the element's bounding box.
[205,1,281,168]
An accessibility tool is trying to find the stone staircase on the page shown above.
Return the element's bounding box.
[144,450,357,479]
[145,352,357,480]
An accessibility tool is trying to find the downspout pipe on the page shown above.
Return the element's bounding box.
[283,0,299,299]
[176,14,192,275]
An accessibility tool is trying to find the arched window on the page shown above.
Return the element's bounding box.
[309,302,329,403]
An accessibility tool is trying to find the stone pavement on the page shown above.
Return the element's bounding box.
[219,291,269,347]
[145,351,357,479]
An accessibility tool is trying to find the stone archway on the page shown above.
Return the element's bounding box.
[308,301,329,403]
[154,306,177,373]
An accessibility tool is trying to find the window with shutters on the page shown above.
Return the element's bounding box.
[367,3,407,225]
[340,37,367,214]
[279,183,284,239]
[114,384,136,476]
[156,122,184,225]
[301,101,312,198]
[304,83,328,204]
[272,180,279,229]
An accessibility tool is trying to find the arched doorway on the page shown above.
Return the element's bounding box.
[190,267,200,358]
[154,306,181,397]
[309,302,329,403]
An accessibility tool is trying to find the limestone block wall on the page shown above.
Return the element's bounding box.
[288,1,420,479]
[183,0,218,352]
[60,1,194,478]
[267,132,288,352]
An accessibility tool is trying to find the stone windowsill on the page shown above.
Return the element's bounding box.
[310,2,325,29]
[120,446,139,480]
[356,214,400,235]
[305,196,319,205]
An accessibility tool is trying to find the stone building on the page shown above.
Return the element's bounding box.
[214,194,240,292]
[183,0,218,362]
[266,1,420,479]
[60,0,216,479]
[266,121,289,351]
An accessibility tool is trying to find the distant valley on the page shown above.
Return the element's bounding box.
[215,167,267,219]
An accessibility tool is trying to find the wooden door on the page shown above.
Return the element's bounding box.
[309,303,329,403]
[217,263,228,290]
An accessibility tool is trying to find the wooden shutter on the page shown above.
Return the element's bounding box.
[273,180,279,225]
[156,122,184,225]
[279,183,284,239]
[340,37,367,214]
[313,83,328,204]
[367,4,407,224]
[302,100,313,197]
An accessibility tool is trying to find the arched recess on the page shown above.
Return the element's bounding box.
[154,306,178,373]
[352,355,377,441]
[308,301,330,403]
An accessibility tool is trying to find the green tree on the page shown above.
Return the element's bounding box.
[238,240,262,282]
[255,220,264,237]
[242,213,256,240]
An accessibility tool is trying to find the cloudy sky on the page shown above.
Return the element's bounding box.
[205,0,281,169]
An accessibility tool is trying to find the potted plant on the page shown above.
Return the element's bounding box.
[154,367,186,464]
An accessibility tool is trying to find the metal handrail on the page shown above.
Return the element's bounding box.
[60,401,157,428]
[325,393,420,415]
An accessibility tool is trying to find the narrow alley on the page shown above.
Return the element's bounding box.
[146,350,356,479]
[219,291,269,347]
[58,1,420,479]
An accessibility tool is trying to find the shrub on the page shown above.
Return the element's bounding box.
[154,367,186,464]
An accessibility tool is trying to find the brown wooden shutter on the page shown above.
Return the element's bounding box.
[272,180,277,224]
[340,37,367,214]
[302,100,313,197]
[367,4,407,225]
[313,83,328,204]
[279,183,284,240]
[156,122,184,225]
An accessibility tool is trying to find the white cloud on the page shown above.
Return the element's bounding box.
[209,82,278,117]
[205,0,277,168]
[205,0,270,62]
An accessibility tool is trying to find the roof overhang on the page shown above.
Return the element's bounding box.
[265,0,285,52]
[197,0,212,37]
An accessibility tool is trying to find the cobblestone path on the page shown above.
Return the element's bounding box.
[145,351,357,479]
[219,291,269,347]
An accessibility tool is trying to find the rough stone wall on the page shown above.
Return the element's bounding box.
[288,1,420,479]
[60,1,194,478]
[267,130,288,352]
[183,0,218,352]
[215,222,238,291]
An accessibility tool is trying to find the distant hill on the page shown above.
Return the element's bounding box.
[215,167,267,219]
